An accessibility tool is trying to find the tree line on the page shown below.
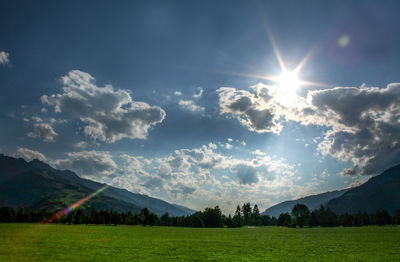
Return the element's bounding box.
[1,203,400,227]
[278,204,400,227]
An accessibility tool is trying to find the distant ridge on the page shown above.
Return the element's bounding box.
[262,189,348,218]
[0,154,195,216]
[327,164,400,215]
[263,163,400,217]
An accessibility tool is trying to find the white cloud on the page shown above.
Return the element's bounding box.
[54,150,117,177]
[174,91,182,96]
[27,123,58,142]
[218,82,400,176]
[41,70,166,143]
[74,141,88,149]
[110,143,295,211]
[0,51,10,65]
[14,147,46,161]
[178,99,205,112]
[192,87,203,98]
[224,143,232,149]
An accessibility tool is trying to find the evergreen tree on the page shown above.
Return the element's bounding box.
[251,204,261,226]
[232,205,242,227]
[309,210,319,227]
[291,204,310,228]
[394,210,400,225]
[160,212,172,226]
[241,203,252,225]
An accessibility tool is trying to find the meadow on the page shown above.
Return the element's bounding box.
[1,224,400,261]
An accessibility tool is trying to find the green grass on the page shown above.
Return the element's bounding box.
[1,224,399,261]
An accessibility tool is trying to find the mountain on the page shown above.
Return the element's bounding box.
[172,203,197,215]
[0,154,195,216]
[327,164,400,215]
[262,189,349,218]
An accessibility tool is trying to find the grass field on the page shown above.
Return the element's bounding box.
[1,224,400,261]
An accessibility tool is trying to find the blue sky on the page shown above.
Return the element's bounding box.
[1,0,400,213]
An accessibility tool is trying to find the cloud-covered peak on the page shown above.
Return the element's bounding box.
[41,70,166,143]
[14,147,46,161]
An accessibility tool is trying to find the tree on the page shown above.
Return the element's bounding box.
[394,210,400,225]
[260,215,272,226]
[241,203,252,225]
[232,205,242,227]
[277,213,291,227]
[190,214,205,227]
[320,207,337,227]
[140,208,150,225]
[251,204,261,226]
[309,210,319,227]
[291,204,310,228]
[202,206,223,227]
[160,212,172,226]
[225,214,233,227]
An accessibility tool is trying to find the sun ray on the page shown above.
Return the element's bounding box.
[294,46,316,74]
[256,3,286,72]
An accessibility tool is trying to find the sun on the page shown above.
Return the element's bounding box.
[272,70,302,107]
[276,70,301,91]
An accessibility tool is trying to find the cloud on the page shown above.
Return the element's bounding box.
[218,82,400,176]
[224,143,232,149]
[41,70,166,143]
[171,183,196,195]
[54,150,117,177]
[231,164,259,184]
[0,51,10,65]
[178,99,205,112]
[307,83,400,175]
[217,86,283,133]
[174,91,182,96]
[113,143,294,205]
[193,87,203,98]
[27,123,58,142]
[74,141,88,149]
[14,147,46,161]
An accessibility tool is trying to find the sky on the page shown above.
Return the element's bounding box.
[1,0,400,214]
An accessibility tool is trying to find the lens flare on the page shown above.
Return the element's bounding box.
[44,185,109,223]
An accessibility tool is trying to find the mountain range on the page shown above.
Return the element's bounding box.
[1,154,399,217]
[262,189,349,218]
[0,154,195,216]
[263,163,400,216]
